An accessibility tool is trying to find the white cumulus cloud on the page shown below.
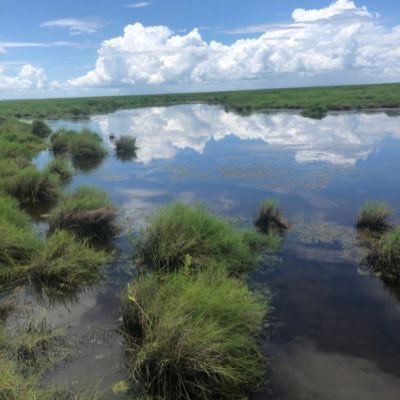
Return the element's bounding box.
[0,64,52,91]
[68,0,400,89]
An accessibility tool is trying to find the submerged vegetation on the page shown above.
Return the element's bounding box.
[114,135,138,161]
[122,265,267,399]
[255,199,289,234]
[356,202,392,231]
[0,83,399,119]
[48,186,119,241]
[136,203,280,275]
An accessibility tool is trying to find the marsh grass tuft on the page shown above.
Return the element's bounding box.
[46,156,73,183]
[254,199,289,234]
[50,129,107,162]
[1,167,59,204]
[115,135,138,161]
[122,266,267,400]
[32,120,52,138]
[48,186,119,241]
[28,229,112,291]
[0,195,41,271]
[366,227,400,283]
[136,203,277,275]
[356,201,392,231]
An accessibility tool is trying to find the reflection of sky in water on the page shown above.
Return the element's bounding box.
[40,106,400,400]
[48,105,400,166]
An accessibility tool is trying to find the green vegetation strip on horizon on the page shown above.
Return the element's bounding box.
[0,83,399,119]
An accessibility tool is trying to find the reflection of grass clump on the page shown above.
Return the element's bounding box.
[255,199,289,234]
[32,120,52,138]
[48,186,119,241]
[136,203,277,275]
[115,135,138,161]
[1,167,59,204]
[356,201,392,231]
[46,156,73,183]
[28,230,112,290]
[366,227,400,283]
[122,266,266,400]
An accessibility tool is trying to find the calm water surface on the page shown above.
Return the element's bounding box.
[22,105,400,398]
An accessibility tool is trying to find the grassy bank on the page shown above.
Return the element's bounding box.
[0,83,399,119]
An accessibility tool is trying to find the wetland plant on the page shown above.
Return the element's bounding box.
[32,120,52,138]
[254,199,289,234]
[366,227,400,283]
[46,156,73,183]
[1,167,59,204]
[115,135,138,161]
[122,266,267,400]
[0,195,41,271]
[28,230,112,290]
[48,186,119,241]
[50,129,72,155]
[136,203,277,275]
[301,105,327,119]
[355,201,392,231]
[50,128,107,162]
[69,129,107,162]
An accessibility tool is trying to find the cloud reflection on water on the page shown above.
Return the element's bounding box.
[91,105,400,165]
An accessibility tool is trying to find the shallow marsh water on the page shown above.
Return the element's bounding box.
[7,104,400,399]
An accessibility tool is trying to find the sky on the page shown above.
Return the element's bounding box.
[0,0,399,99]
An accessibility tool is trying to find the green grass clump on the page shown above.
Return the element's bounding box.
[356,201,392,231]
[366,227,400,283]
[46,157,73,183]
[28,230,112,290]
[0,195,41,271]
[301,105,327,119]
[122,266,267,399]
[1,167,59,204]
[254,199,289,234]
[49,129,73,155]
[0,354,56,400]
[69,129,107,162]
[50,129,107,161]
[32,120,52,138]
[48,186,119,241]
[136,203,276,275]
[115,135,138,161]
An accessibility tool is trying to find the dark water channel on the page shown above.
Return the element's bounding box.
[12,105,400,399]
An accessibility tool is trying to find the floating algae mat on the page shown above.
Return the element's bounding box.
[2,105,400,399]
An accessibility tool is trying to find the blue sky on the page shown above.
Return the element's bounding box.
[0,0,399,98]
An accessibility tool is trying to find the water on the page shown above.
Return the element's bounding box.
[17,105,400,398]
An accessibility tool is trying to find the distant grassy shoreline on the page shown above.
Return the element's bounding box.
[0,82,399,119]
